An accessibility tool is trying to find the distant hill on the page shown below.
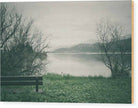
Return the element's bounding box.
[107,37,131,52]
[53,43,99,53]
[53,37,131,53]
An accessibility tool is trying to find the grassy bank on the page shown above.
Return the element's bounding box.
[1,74,131,103]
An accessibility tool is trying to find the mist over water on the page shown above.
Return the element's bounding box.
[43,53,112,77]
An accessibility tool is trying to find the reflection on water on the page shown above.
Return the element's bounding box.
[43,53,113,77]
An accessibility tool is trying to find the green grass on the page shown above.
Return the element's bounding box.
[1,74,131,103]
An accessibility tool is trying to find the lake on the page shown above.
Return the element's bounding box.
[42,53,131,77]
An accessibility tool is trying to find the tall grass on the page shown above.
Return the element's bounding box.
[1,73,131,103]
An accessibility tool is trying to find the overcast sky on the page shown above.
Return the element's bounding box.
[7,1,131,50]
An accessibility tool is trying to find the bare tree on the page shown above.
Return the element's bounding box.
[96,19,131,78]
[0,3,48,76]
[0,3,22,49]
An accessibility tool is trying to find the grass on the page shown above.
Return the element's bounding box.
[1,73,131,103]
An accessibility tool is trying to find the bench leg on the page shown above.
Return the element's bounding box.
[36,79,38,92]
[36,84,38,92]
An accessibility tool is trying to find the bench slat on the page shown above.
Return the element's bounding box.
[1,76,42,81]
[1,76,43,92]
[1,81,43,85]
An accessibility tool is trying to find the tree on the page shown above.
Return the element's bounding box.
[0,3,48,76]
[96,19,131,78]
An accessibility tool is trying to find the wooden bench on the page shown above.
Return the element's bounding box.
[0,76,43,92]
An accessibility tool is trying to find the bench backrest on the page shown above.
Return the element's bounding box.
[0,76,43,85]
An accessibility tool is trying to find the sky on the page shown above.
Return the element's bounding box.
[7,1,131,50]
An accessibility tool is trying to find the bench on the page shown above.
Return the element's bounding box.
[0,76,43,92]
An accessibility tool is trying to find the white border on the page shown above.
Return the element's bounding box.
[0,0,137,108]
[0,0,132,2]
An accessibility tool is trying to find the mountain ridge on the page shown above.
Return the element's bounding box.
[52,37,131,53]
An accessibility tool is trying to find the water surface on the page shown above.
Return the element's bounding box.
[43,53,112,77]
